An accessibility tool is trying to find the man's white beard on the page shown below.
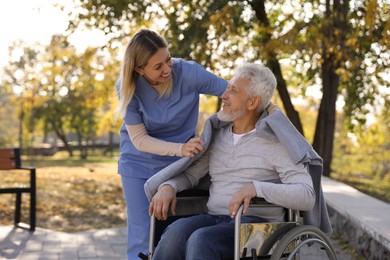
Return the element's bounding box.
[217,105,246,122]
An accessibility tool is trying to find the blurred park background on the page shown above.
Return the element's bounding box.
[0,0,389,233]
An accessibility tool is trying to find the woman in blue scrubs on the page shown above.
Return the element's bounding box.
[116,29,227,259]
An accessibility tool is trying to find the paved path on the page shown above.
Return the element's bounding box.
[0,226,127,260]
[323,177,390,248]
[322,177,390,259]
[0,224,354,260]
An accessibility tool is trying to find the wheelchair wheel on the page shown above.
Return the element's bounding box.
[258,223,297,256]
[270,225,337,260]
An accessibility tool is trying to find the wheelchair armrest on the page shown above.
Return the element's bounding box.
[173,189,209,216]
[248,198,299,223]
[177,189,209,198]
[249,197,275,207]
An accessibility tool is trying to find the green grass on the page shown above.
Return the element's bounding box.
[23,150,120,167]
[331,171,390,204]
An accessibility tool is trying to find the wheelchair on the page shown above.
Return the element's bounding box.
[141,189,337,260]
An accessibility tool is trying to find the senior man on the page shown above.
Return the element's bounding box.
[149,63,316,260]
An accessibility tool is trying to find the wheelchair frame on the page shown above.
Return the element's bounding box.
[145,193,337,260]
[234,200,336,260]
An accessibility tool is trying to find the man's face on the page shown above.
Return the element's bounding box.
[217,77,251,122]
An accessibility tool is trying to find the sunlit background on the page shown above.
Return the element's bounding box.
[0,0,389,203]
[0,0,109,69]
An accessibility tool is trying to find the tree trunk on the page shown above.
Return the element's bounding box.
[104,131,115,157]
[77,133,87,160]
[313,58,339,176]
[18,102,24,150]
[251,0,304,135]
[51,120,73,157]
[60,136,73,157]
[267,59,304,135]
[313,0,348,177]
[77,133,83,159]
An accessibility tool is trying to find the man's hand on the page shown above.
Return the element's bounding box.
[266,101,280,115]
[149,185,177,220]
[228,182,256,218]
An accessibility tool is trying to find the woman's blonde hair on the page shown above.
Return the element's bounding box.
[117,29,173,119]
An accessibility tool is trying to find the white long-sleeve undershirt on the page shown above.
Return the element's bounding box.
[126,124,183,157]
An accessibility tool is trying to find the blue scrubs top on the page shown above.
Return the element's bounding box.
[117,58,227,179]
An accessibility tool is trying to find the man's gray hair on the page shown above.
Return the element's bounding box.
[233,63,277,112]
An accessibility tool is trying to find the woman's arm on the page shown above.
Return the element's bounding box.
[126,124,203,157]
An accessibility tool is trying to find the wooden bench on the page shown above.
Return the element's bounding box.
[0,148,36,231]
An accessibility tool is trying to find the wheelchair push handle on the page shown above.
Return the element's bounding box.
[234,205,244,260]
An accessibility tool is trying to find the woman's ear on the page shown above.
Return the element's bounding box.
[134,67,143,75]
